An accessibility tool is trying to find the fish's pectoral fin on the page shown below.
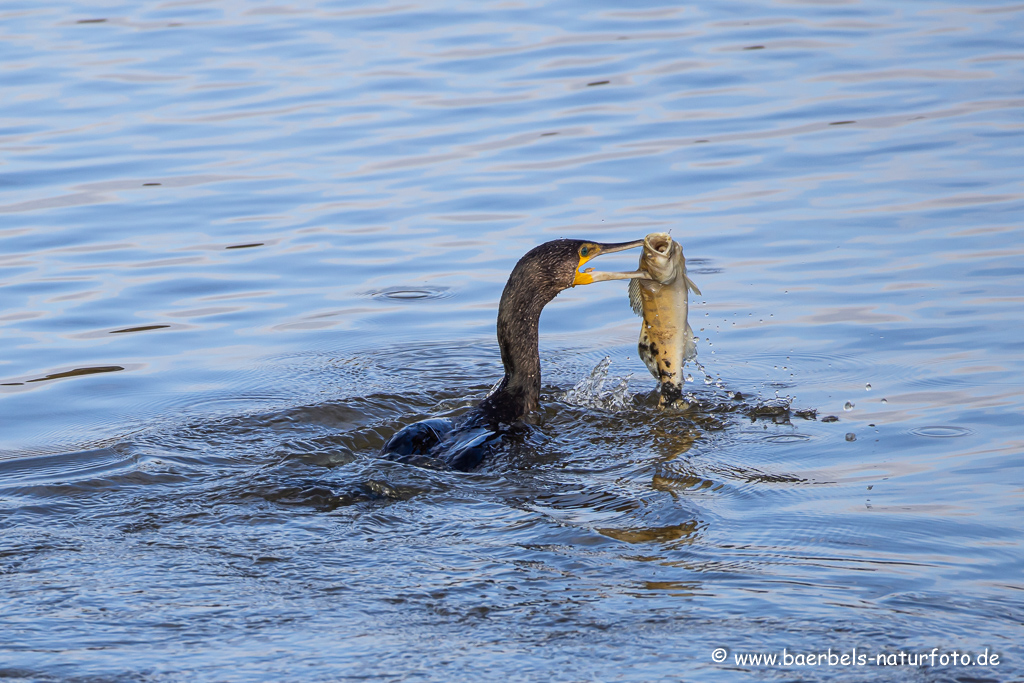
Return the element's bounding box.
[684,322,697,361]
[628,278,643,316]
[684,273,702,297]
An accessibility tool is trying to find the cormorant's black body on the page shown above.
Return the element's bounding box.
[381,238,641,471]
[379,414,500,471]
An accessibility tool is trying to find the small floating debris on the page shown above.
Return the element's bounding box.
[743,45,765,50]
[225,243,264,250]
[587,80,610,87]
[143,182,161,186]
[110,324,170,334]
[749,398,791,418]
[830,120,856,126]
[77,18,107,24]
[26,366,124,383]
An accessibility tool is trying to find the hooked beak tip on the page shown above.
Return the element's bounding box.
[573,238,646,285]
[596,239,645,255]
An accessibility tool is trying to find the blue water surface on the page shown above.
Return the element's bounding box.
[1,0,1022,680]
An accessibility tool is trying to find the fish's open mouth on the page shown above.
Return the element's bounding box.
[646,233,672,254]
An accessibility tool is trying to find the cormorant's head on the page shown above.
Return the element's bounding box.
[514,238,646,294]
[570,238,649,286]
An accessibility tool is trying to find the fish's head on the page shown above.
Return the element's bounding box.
[640,232,682,283]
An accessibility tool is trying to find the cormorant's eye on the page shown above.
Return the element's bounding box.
[580,246,589,257]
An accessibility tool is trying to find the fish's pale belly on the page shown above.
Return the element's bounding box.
[636,291,694,403]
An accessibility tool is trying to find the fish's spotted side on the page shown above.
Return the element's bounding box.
[630,233,701,406]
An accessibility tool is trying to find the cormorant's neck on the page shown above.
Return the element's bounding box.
[478,260,560,422]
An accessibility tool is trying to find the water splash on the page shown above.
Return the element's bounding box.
[559,357,633,411]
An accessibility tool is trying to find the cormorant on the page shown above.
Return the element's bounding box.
[381,238,645,471]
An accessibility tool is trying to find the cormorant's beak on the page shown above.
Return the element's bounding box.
[573,239,648,286]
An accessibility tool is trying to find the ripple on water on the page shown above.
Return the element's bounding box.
[715,351,874,387]
[367,286,453,302]
[909,425,973,438]
[764,433,812,444]
[0,446,133,490]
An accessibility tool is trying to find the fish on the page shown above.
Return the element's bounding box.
[628,232,702,405]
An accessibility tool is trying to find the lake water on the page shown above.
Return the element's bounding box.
[2,0,1022,680]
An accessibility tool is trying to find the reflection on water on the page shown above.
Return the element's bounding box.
[2,0,1023,680]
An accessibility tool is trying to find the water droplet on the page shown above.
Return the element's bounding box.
[727,391,735,399]
[865,383,872,391]
[686,374,694,383]
[845,433,857,442]
[844,401,854,411]
[881,398,888,404]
